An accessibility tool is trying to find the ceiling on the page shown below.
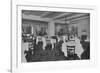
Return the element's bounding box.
[22,10,90,23]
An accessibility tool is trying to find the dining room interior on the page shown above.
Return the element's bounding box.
[21,10,90,62]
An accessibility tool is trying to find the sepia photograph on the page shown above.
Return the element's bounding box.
[21,10,90,63]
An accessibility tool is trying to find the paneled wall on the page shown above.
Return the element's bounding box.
[22,19,48,35]
[22,18,90,38]
[69,18,90,38]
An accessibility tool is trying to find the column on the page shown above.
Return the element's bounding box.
[31,25,34,34]
[48,21,55,36]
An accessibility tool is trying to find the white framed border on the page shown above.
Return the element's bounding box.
[11,1,97,73]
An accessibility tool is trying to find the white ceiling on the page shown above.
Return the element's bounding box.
[22,10,90,23]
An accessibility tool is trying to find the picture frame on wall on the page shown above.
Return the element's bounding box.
[11,0,97,73]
